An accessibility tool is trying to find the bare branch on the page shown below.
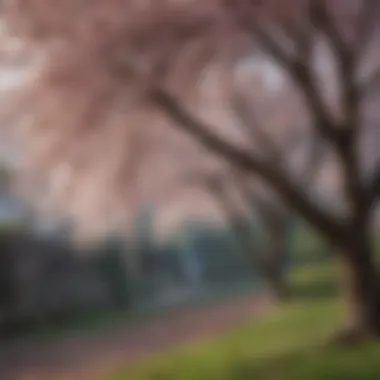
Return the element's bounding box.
[310,0,351,61]
[311,0,362,145]
[194,172,250,229]
[303,137,322,182]
[367,162,380,207]
[186,169,288,281]
[355,0,380,57]
[149,87,346,245]
[307,2,368,221]
[359,68,380,99]
[233,170,287,225]
[231,91,283,163]
[230,4,341,145]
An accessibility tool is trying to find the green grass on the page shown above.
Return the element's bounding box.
[111,260,380,380]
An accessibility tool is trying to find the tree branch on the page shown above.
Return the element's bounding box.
[311,0,360,141]
[149,87,346,245]
[359,68,380,99]
[367,163,380,207]
[233,6,340,145]
[297,131,324,189]
[232,170,287,228]
[355,0,380,58]
[310,1,368,223]
[187,169,287,277]
[231,92,283,163]
[310,0,351,62]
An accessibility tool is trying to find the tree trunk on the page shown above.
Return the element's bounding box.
[264,266,291,301]
[261,223,291,302]
[339,233,380,341]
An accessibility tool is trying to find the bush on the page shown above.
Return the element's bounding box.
[95,239,132,309]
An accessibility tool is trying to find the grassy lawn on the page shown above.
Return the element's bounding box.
[111,260,380,380]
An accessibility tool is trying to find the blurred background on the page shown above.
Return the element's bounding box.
[0,1,379,380]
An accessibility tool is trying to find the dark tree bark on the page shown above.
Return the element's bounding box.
[260,214,291,301]
[337,226,380,340]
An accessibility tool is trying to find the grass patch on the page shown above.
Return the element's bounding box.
[111,260,380,380]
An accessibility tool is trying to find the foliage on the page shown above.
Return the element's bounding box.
[174,221,253,282]
[95,238,132,309]
[290,218,332,265]
[0,230,130,336]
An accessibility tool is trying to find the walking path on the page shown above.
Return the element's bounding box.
[0,293,272,380]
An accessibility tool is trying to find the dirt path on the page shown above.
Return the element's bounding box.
[0,294,272,380]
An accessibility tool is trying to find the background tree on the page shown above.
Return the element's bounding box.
[187,128,322,302]
[188,170,292,301]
